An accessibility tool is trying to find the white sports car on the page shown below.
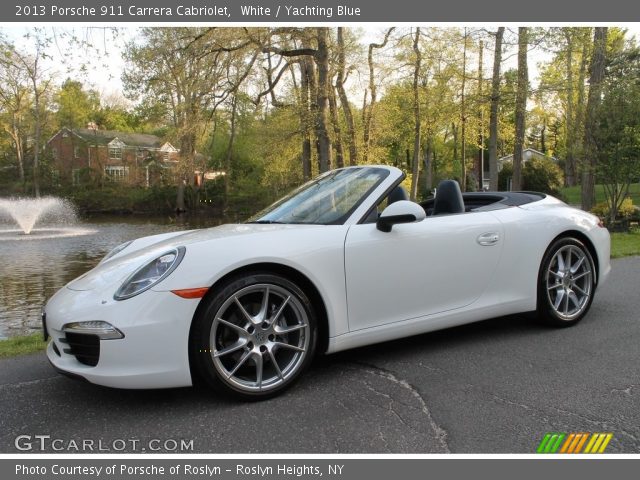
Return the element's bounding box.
[44,165,611,399]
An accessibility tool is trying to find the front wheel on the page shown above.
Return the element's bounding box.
[537,237,596,327]
[190,273,317,400]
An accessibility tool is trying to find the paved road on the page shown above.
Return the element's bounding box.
[1,257,639,454]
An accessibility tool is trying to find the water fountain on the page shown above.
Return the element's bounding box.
[0,196,95,240]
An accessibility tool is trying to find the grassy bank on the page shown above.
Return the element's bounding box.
[0,333,46,359]
[611,229,640,258]
[560,183,640,205]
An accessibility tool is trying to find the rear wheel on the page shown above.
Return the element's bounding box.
[190,273,317,400]
[537,237,596,327]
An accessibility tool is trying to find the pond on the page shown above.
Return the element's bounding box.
[0,214,231,339]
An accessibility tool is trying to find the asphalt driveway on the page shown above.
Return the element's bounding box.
[1,257,639,453]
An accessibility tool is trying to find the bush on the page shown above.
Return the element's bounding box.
[522,158,564,195]
[591,197,636,220]
[497,158,564,194]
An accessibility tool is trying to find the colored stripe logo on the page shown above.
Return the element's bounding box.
[537,432,613,453]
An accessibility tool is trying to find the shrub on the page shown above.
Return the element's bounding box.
[591,197,635,220]
[497,158,564,194]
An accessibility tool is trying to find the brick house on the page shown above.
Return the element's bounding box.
[46,127,180,186]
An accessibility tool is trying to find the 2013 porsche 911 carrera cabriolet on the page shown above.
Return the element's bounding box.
[44,165,611,399]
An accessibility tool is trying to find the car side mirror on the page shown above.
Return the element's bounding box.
[376,200,427,232]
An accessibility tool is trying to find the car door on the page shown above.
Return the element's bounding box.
[344,211,504,331]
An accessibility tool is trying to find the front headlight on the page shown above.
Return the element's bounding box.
[100,240,133,264]
[114,246,186,300]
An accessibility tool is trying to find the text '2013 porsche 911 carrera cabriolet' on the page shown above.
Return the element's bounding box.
[44,165,610,399]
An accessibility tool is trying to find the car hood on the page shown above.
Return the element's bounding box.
[66,223,323,292]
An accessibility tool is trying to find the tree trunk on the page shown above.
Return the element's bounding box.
[564,29,577,187]
[424,138,433,192]
[363,28,395,164]
[336,27,357,166]
[315,27,332,173]
[299,58,312,181]
[460,28,468,192]
[410,28,422,201]
[328,86,344,168]
[512,27,529,192]
[224,95,238,205]
[581,27,608,211]
[477,39,484,191]
[489,27,504,191]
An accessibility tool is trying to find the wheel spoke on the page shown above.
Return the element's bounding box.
[254,353,263,389]
[572,270,591,281]
[568,291,581,309]
[275,323,307,334]
[573,284,587,296]
[547,283,563,291]
[217,318,247,335]
[556,251,566,271]
[570,255,585,274]
[563,291,570,315]
[227,350,252,378]
[214,339,246,358]
[257,286,270,321]
[549,269,563,279]
[268,296,290,326]
[234,297,254,324]
[273,341,305,352]
[268,349,284,380]
[554,290,565,310]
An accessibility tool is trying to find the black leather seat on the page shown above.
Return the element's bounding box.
[432,180,465,215]
[387,185,409,204]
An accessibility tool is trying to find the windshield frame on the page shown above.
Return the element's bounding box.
[248,167,392,226]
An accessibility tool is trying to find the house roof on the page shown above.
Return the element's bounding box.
[498,148,557,162]
[71,128,166,149]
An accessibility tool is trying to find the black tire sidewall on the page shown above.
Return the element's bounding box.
[190,272,318,400]
[537,237,596,327]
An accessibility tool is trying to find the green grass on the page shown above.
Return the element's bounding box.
[0,333,47,359]
[560,183,640,205]
[611,229,640,258]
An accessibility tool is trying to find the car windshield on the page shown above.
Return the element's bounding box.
[248,167,390,225]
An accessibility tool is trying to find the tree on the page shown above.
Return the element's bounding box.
[512,27,529,191]
[488,28,505,191]
[0,45,30,184]
[124,27,256,209]
[55,79,99,129]
[410,28,422,201]
[335,27,358,166]
[581,27,608,211]
[592,44,640,224]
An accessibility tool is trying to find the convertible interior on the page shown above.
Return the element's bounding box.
[363,180,545,223]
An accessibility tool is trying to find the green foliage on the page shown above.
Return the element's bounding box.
[55,78,100,129]
[591,197,636,219]
[522,158,564,194]
[0,333,46,358]
[498,158,564,194]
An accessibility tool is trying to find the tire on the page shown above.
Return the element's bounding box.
[536,237,596,327]
[190,272,317,400]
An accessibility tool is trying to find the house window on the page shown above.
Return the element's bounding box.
[51,148,58,160]
[104,166,129,182]
[72,169,81,186]
[74,146,81,158]
[109,147,122,160]
[163,151,169,161]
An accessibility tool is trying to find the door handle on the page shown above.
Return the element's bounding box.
[477,232,500,246]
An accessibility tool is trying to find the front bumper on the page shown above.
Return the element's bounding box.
[45,287,199,389]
